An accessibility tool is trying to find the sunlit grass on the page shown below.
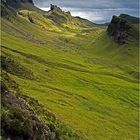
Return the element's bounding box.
[1,14,139,140]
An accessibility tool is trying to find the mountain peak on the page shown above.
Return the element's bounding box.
[50,4,71,16]
[46,4,73,24]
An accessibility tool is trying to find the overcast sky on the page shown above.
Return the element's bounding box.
[33,0,139,24]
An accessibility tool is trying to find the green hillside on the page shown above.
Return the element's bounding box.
[1,1,139,140]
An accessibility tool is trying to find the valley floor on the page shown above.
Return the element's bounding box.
[1,16,139,140]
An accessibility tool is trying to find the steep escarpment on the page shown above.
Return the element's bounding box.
[2,0,34,9]
[107,15,139,45]
[1,0,37,17]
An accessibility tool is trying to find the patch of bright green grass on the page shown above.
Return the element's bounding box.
[1,15,139,140]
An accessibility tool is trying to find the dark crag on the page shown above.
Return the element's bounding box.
[107,15,139,45]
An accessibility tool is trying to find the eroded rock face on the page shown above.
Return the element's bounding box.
[50,4,62,12]
[107,15,132,45]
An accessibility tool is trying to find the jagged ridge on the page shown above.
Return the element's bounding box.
[45,4,96,28]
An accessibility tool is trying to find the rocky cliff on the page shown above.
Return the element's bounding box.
[107,15,137,45]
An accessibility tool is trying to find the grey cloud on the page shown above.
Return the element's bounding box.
[33,0,139,23]
[33,0,139,9]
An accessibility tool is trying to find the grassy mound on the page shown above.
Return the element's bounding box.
[18,10,60,31]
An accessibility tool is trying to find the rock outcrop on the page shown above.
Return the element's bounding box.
[46,4,95,28]
[107,15,133,45]
[50,4,62,12]
[47,4,72,24]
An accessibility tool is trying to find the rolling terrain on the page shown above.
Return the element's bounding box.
[1,0,139,139]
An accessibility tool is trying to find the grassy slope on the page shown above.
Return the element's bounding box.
[1,13,139,140]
